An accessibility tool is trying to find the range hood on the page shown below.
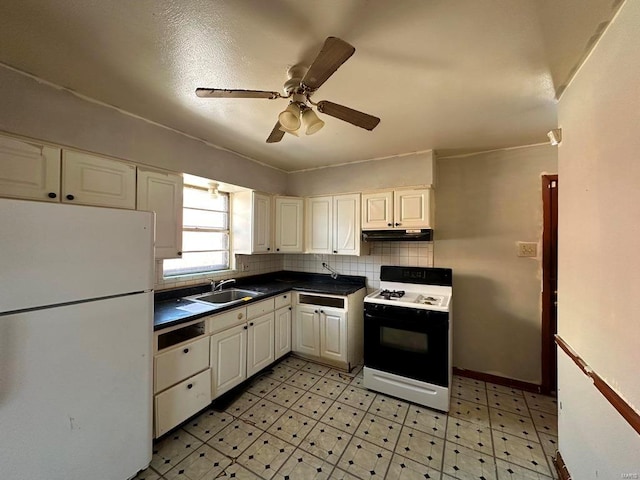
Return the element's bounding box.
[362,229,433,242]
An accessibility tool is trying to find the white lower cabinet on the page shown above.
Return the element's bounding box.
[319,307,348,364]
[293,289,365,371]
[247,312,275,377]
[153,292,294,437]
[154,369,212,438]
[274,306,292,360]
[210,323,247,398]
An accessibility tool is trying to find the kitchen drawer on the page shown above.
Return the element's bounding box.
[274,292,292,310]
[154,368,211,438]
[154,336,209,393]
[247,298,275,319]
[208,306,247,334]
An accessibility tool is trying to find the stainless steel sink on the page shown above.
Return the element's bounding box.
[186,288,261,305]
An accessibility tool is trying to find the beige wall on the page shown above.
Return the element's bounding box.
[556,0,640,476]
[286,151,434,196]
[0,65,287,194]
[434,145,557,384]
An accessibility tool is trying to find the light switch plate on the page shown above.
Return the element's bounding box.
[517,242,538,257]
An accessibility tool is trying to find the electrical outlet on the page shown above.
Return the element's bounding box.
[517,242,538,257]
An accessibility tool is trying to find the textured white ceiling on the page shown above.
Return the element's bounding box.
[0,0,621,171]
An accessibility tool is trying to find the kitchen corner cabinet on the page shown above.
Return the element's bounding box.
[137,169,183,259]
[306,193,362,255]
[0,135,61,202]
[362,188,432,229]
[292,289,366,371]
[274,196,304,253]
[233,191,272,254]
[274,293,293,360]
[62,150,136,209]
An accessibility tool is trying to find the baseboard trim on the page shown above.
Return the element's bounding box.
[452,367,541,393]
[553,451,572,480]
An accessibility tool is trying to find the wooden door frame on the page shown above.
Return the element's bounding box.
[541,174,558,395]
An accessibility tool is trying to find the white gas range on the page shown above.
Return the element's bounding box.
[363,266,453,412]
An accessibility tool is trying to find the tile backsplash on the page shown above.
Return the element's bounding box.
[155,242,434,291]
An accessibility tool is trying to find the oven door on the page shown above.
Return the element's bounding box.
[364,303,449,387]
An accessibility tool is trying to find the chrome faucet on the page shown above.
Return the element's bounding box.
[212,278,236,291]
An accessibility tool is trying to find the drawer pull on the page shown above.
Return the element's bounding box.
[183,348,189,354]
[238,313,244,320]
[283,295,287,299]
[243,325,248,330]
[249,322,254,326]
[66,194,75,201]
[187,383,193,390]
[48,192,57,199]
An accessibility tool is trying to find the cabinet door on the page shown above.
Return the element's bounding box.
[62,150,136,209]
[361,191,393,229]
[274,197,304,252]
[247,312,275,377]
[0,135,61,202]
[319,308,348,364]
[274,306,292,360]
[210,324,247,398]
[253,192,271,253]
[394,189,431,228]
[305,196,333,254]
[137,169,183,259]
[294,306,320,356]
[333,194,361,255]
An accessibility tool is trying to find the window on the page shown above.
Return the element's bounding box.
[163,184,230,277]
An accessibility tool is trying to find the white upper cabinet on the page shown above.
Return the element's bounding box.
[137,168,183,259]
[361,191,393,229]
[362,188,432,229]
[233,191,272,254]
[333,194,361,255]
[394,189,431,228]
[306,193,362,255]
[0,135,61,202]
[274,196,304,253]
[62,150,136,209]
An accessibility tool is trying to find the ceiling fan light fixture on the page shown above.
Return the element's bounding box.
[278,103,301,132]
[301,108,325,135]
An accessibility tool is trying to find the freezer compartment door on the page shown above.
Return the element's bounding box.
[0,293,153,480]
[0,198,154,313]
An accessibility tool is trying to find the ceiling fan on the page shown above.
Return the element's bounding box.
[195,37,381,143]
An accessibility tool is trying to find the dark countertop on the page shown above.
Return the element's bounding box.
[154,271,367,331]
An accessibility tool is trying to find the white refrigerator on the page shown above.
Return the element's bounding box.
[0,198,154,480]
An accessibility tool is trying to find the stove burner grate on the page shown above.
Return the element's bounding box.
[379,289,405,300]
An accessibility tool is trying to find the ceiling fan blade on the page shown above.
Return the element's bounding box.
[266,122,286,143]
[196,88,281,99]
[316,101,380,131]
[301,37,355,91]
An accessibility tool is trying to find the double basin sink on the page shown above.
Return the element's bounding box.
[185,288,262,306]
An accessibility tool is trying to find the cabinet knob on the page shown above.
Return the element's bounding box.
[333,250,337,254]
[238,313,243,320]
[66,194,75,201]
[243,325,248,330]
[249,322,254,327]
[48,192,57,199]
[387,222,393,227]
[267,248,271,251]
[395,222,401,226]
[289,307,292,310]
[183,348,189,354]
[314,310,318,314]
[320,310,324,314]
[177,251,182,256]
[187,383,193,390]
[283,295,287,299]
[276,248,280,252]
